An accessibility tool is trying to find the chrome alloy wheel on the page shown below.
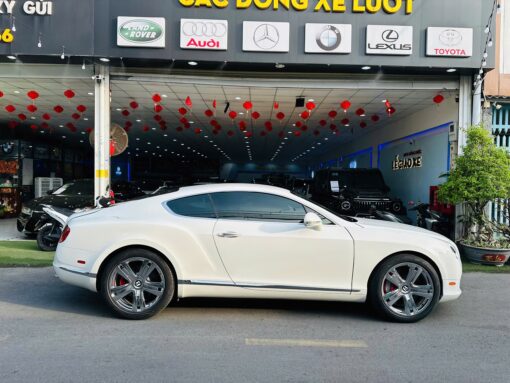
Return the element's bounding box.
[107,257,166,314]
[381,262,434,318]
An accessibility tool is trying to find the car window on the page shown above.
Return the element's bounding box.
[52,180,93,196]
[210,192,306,222]
[166,194,216,218]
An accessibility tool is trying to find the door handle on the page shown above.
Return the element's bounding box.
[217,231,239,238]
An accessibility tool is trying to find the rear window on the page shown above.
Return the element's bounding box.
[166,194,216,218]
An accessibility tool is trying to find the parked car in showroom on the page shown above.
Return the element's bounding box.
[311,168,410,222]
[54,183,462,322]
[18,179,144,237]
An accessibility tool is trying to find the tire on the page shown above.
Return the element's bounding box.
[36,223,59,251]
[99,249,175,320]
[368,254,441,323]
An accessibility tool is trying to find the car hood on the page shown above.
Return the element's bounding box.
[24,195,95,211]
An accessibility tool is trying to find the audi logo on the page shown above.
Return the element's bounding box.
[182,22,227,38]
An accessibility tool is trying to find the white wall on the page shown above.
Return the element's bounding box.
[502,0,510,74]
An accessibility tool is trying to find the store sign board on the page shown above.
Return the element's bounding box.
[426,27,473,57]
[242,21,289,52]
[305,23,352,54]
[180,19,228,50]
[117,17,166,48]
[392,150,423,171]
[366,25,413,55]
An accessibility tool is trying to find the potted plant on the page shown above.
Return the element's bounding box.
[438,125,510,266]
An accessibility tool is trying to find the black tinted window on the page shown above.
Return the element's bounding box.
[210,192,306,222]
[167,194,216,218]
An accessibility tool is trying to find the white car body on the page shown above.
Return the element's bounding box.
[54,183,461,305]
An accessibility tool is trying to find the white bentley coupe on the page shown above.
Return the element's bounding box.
[54,183,461,322]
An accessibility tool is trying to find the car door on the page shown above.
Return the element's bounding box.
[211,192,354,293]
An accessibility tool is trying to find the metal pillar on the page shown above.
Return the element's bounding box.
[94,64,111,203]
[472,77,482,126]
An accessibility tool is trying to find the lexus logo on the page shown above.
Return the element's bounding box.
[439,29,462,46]
[253,24,280,50]
[382,30,399,43]
[316,25,341,51]
[182,21,227,38]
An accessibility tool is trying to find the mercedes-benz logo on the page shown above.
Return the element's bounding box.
[182,21,227,38]
[253,24,280,50]
[382,29,399,43]
[439,29,462,46]
[316,25,341,51]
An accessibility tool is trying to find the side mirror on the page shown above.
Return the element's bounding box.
[304,212,322,230]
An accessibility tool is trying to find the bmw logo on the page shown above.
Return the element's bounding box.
[316,25,341,51]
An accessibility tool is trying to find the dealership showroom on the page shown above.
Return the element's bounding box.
[0,0,492,232]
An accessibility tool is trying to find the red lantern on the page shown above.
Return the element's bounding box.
[433,94,445,104]
[227,130,234,137]
[355,108,365,117]
[86,128,93,134]
[18,113,27,121]
[40,122,49,129]
[296,121,303,128]
[27,90,39,100]
[330,124,337,131]
[245,131,253,138]
[384,100,392,109]
[194,128,202,135]
[30,124,38,131]
[360,121,367,129]
[109,140,116,156]
[212,99,217,109]
[319,119,327,127]
[293,131,301,137]
[185,96,193,108]
[64,89,75,99]
[121,109,130,117]
[313,129,320,136]
[124,126,131,133]
[8,121,18,129]
[228,111,237,120]
[54,105,64,114]
[214,125,222,131]
[340,100,351,112]
[184,122,191,129]
[239,121,247,131]
[125,121,133,129]
[5,105,15,113]
[42,113,51,121]
[243,101,253,111]
[152,94,162,103]
[143,125,150,132]
[178,107,187,116]
[274,102,279,109]
[76,105,87,113]
[301,125,308,131]
[210,120,219,127]
[27,105,38,113]
[154,104,163,113]
[264,121,273,131]
[72,113,81,120]
[204,109,214,118]
[328,110,338,119]
[160,124,168,131]
[66,122,75,129]
[0,91,3,98]
[252,111,261,120]
[276,112,285,121]
[179,117,188,124]
[154,115,162,122]
[300,110,310,120]
[305,101,316,111]
[278,131,285,139]
[371,115,380,122]
[341,118,349,126]
[129,101,139,109]
[387,106,396,116]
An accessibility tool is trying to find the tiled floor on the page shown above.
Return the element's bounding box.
[0,218,25,240]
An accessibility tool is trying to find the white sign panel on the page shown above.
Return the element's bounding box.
[180,19,228,51]
[243,21,289,53]
[305,24,352,54]
[117,17,165,48]
[366,25,413,56]
[426,27,473,57]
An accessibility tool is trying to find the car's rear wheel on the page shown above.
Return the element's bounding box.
[369,254,440,323]
[100,249,175,320]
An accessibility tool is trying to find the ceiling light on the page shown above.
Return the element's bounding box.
[84,118,89,121]
[235,97,241,100]
[14,90,20,94]
[162,94,168,98]
[116,108,122,111]
[188,61,198,66]
[88,92,94,96]
[361,66,371,70]
[275,63,285,69]
[7,55,16,60]
[99,57,110,62]
[446,68,457,73]
[308,99,314,102]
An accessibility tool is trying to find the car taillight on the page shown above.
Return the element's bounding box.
[59,226,71,243]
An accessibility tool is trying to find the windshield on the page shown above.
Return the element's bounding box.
[52,180,94,196]
[332,171,386,190]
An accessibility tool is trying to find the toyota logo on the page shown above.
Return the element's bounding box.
[439,29,462,46]
[182,21,227,38]
[316,25,341,51]
[253,24,280,50]
[382,30,399,43]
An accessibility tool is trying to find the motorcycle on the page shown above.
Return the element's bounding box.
[409,203,452,238]
[36,205,79,251]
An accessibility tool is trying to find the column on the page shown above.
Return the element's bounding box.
[94,64,111,203]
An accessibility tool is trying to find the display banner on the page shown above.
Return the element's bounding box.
[426,27,473,57]
[305,23,352,54]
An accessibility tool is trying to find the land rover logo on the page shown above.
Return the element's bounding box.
[119,19,163,44]
[439,29,462,46]
[382,30,399,43]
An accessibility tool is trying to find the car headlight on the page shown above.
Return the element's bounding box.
[21,206,32,215]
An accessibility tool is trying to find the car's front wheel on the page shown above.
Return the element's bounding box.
[100,249,175,320]
[369,254,440,323]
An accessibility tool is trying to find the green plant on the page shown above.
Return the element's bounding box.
[438,125,510,248]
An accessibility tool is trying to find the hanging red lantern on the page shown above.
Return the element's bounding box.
[40,122,49,130]
[371,115,380,122]
[27,105,37,113]
[194,128,202,135]
[154,104,163,113]
[328,110,338,119]
[293,131,301,137]
[296,121,303,128]
[5,105,15,113]
[204,109,214,118]
[355,108,365,117]
[179,117,188,124]
[8,121,18,129]
[176,126,184,132]
[124,126,131,133]
[276,112,285,121]
[433,94,445,104]
[210,119,219,127]
[54,105,64,114]
[330,124,337,131]
[239,120,247,131]
[27,90,39,100]
[125,121,133,129]
[64,89,75,99]
[301,125,308,131]
[278,131,285,139]
[243,101,253,111]
[121,109,130,117]
[185,96,193,108]
[72,113,81,120]
[264,121,273,131]
[273,102,279,109]
[340,100,352,113]
[129,101,139,109]
[306,101,316,111]
[245,131,253,138]
[212,99,217,109]
[300,110,310,120]
[76,105,87,113]
[184,122,191,129]
[109,140,116,156]
[0,91,3,98]
[30,124,38,131]
[341,118,349,126]
[384,100,392,109]
[252,111,261,120]
[152,94,162,103]
[143,125,150,132]
[86,128,93,134]
[260,131,267,137]
[160,124,168,131]
[18,113,27,121]
[228,111,237,120]
[154,115,162,122]
[227,130,234,137]
[66,122,75,129]
[360,121,367,129]
[313,129,320,136]
[387,106,396,116]
[319,119,327,127]
[42,113,51,121]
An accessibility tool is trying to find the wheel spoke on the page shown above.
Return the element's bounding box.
[117,263,137,283]
[403,294,417,316]
[411,285,433,299]
[111,285,133,301]
[133,290,144,312]
[384,290,401,307]
[143,281,164,297]
[385,268,405,287]
[406,265,423,284]
[138,260,156,281]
